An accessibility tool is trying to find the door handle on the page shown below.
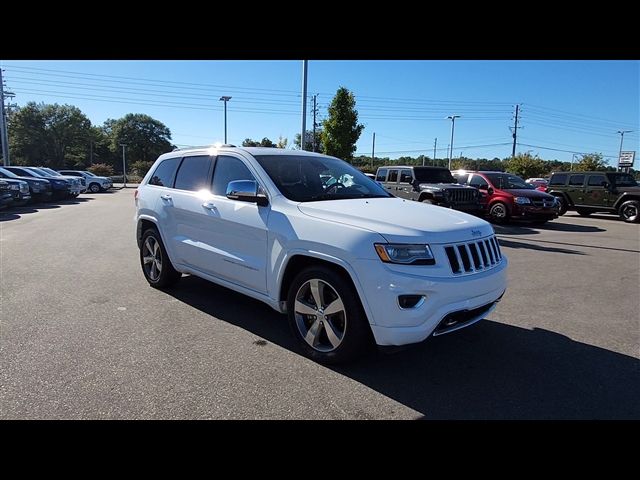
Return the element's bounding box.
[160,194,172,200]
[202,202,216,210]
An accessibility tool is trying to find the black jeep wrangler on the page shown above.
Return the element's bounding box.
[375,166,482,213]
[547,171,640,223]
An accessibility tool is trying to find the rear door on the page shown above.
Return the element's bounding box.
[567,174,586,205]
[583,173,610,207]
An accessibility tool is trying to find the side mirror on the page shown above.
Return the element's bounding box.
[487,187,494,195]
[226,180,269,206]
[602,181,610,188]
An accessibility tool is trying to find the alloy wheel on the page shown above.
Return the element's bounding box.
[142,236,163,282]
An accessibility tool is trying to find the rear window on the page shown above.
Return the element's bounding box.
[569,175,585,186]
[174,155,211,191]
[549,174,568,186]
[588,175,607,186]
[148,157,181,187]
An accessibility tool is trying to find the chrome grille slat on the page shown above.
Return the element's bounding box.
[444,235,502,275]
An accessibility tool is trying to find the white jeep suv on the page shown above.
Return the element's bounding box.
[135,146,507,363]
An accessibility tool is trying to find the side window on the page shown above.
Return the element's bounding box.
[211,156,256,196]
[376,168,388,182]
[174,155,212,191]
[587,175,606,186]
[455,173,469,184]
[469,175,489,189]
[569,174,585,186]
[387,169,398,183]
[400,169,413,183]
[549,174,567,186]
[148,157,181,187]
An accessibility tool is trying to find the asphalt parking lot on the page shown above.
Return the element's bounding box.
[1,189,639,419]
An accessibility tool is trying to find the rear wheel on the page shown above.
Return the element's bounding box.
[489,202,509,223]
[140,228,181,288]
[618,200,640,223]
[576,208,592,217]
[287,266,372,364]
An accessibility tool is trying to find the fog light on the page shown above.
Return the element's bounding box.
[398,295,425,309]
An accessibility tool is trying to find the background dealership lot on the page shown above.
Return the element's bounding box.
[1,189,638,419]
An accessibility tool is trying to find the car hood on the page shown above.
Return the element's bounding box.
[418,182,473,190]
[504,188,554,199]
[297,198,494,244]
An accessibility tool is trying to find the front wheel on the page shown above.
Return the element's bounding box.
[89,183,101,193]
[489,202,509,224]
[421,198,434,204]
[576,208,592,217]
[287,266,372,364]
[140,228,182,288]
[618,200,640,223]
[555,196,568,216]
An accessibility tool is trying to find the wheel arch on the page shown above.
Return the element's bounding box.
[613,193,640,210]
[277,252,375,325]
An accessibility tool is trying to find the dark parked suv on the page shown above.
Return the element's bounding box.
[0,180,13,209]
[375,165,482,213]
[452,170,559,224]
[0,166,53,202]
[546,171,640,223]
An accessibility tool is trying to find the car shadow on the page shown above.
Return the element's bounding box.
[563,212,624,223]
[497,238,586,255]
[0,210,22,222]
[166,275,639,419]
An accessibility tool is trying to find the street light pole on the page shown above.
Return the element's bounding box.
[120,144,127,188]
[219,96,232,143]
[446,115,460,170]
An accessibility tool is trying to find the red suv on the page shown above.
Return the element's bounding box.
[452,170,559,224]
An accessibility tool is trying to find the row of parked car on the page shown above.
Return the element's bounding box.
[372,166,640,224]
[0,166,113,210]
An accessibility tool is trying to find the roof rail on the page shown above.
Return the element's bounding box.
[172,143,236,152]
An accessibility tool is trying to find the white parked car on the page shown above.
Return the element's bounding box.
[134,147,508,363]
[58,170,113,193]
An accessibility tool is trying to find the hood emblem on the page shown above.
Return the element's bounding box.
[471,229,482,236]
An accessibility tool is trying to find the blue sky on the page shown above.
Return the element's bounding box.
[1,60,638,165]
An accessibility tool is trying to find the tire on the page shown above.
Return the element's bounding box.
[421,198,434,204]
[555,196,568,216]
[489,202,509,224]
[140,228,182,288]
[576,208,592,217]
[287,266,372,364]
[618,200,640,223]
[89,183,101,193]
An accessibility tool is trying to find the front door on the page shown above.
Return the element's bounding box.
[583,173,610,208]
[395,169,416,200]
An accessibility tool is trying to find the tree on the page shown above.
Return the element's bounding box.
[504,153,547,178]
[277,135,288,149]
[574,153,608,172]
[103,114,174,171]
[321,87,364,161]
[130,160,154,177]
[88,163,114,177]
[294,129,324,153]
[8,102,93,168]
[242,137,276,147]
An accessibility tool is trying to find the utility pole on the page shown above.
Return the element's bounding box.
[301,60,308,151]
[371,132,376,170]
[433,137,437,166]
[312,94,318,152]
[0,69,10,166]
[511,104,521,158]
[120,144,127,188]
[219,96,232,143]
[617,130,632,172]
[90,141,94,165]
[446,115,460,170]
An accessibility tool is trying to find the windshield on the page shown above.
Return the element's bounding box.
[610,173,638,187]
[0,167,20,179]
[84,171,96,177]
[485,173,533,189]
[41,167,61,176]
[27,167,53,177]
[413,168,456,183]
[254,154,391,202]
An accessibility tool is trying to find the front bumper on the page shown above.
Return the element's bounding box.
[0,194,14,208]
[352,255,508,346]
[511,204,559,220]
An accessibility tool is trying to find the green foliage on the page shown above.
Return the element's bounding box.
[294,129,324,153]
[130,160,154,177]
[242,137,276,147]
[321,87,364,161]
[504,153,547,178]
[103,113,174,167]
[277,135,288,149]
[573,153,608,172]
[8,102,93,168]
[88,163,114,176]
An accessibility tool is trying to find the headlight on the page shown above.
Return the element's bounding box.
[10,184,19,190]
[53,180,66,186]
[514,197,531,205]
[20,184,29,193]
[374,243,435,265]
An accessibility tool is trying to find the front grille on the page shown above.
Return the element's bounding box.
[444,235,502,275]
[446,188,476,204]
[531,198,556,208]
